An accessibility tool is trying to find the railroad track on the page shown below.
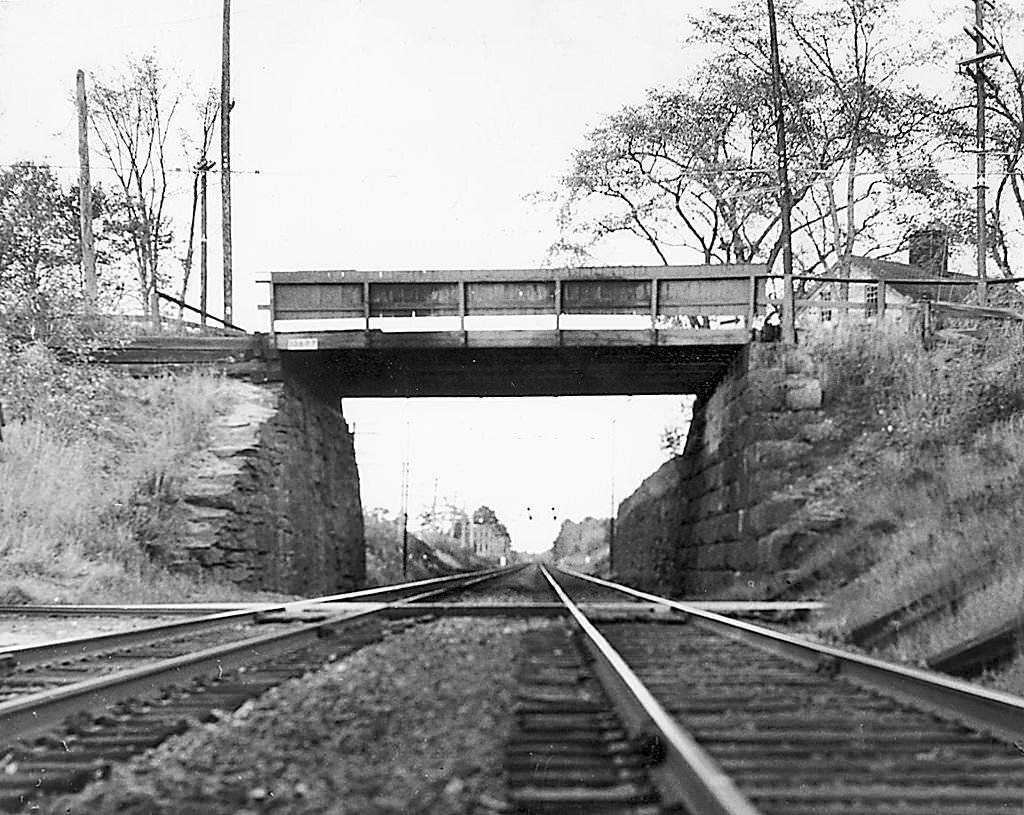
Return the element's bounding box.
[523,567,1024,814]
[4,564,1024,813]
[0,567,525,709]
[0,567,518,811]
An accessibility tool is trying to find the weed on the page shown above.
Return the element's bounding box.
[0,340,245,602]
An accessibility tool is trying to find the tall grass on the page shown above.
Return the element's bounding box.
[804,321,1024,445]
[800,324,1024,670]
[0,344,256,602]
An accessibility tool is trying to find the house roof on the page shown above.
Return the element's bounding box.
[849,257,975,303]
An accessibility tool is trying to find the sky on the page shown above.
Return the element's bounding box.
[0,0,972,550]
[0,0,708,310]
[348,395,690,551]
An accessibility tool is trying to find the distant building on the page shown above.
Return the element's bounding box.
[462,521,511,562]
[433,504,512,563]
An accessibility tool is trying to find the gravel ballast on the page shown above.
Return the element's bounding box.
[47,617,544,815]
[0,614,190,649]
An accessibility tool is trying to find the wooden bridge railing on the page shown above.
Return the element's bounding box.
[269,266,769,332]
[267,267,1023,337]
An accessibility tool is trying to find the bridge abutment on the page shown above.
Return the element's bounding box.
[613,344,827,597]
[171,378,365,594]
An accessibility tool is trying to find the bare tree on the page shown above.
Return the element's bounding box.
[90,55,179,325]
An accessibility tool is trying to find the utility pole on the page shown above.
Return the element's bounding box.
[76,69,97,306]
[767,0,796,344]
[961,0,1000,305]
[975,0,987,305]
[221,0,233,325]
[608,416,617,574]
[199,159,214,325]
[400,460,410,579]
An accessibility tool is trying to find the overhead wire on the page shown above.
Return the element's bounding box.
[0,161,260,175]
[3,160,1021,183]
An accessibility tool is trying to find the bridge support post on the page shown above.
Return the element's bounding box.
[363,282,371,332]
[554,279,562,331]
[458,280,467,333]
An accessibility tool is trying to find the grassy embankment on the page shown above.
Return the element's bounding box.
[792,322,1024,688]
[0,340,273,603]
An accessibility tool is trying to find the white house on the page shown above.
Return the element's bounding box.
[803,256,976,327]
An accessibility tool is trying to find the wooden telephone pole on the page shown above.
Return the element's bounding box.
[975,0,987,305]
[199,159,215,325]
[971,0,993,304]
[766,0,796,344]
[76,69,97,305]
[959,0,1003,305]
[400,460,410,579]
[221,0,233,325]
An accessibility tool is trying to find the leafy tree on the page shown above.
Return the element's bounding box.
[556,73,788,270]
[696,0,946,262]
[554,0,946,292]
[472,505,511,541]
[0,162,116,335]
[90,55,179,323]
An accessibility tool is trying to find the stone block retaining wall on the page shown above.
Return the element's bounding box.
[613,343,828,597]
[169,380,365,594]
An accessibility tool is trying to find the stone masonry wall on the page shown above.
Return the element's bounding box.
[170,380,365,594]
[613,343,829,597]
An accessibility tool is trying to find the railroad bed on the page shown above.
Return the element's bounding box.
[1,565,1021,813]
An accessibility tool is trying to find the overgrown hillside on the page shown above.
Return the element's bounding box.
[550,516,610,572]
[771,323,1024,691]
[0,337,287,603]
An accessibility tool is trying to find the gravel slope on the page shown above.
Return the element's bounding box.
[47,617,543,815]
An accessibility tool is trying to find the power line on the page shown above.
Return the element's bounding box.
[4,158,1020,180]
[0,161,260,175]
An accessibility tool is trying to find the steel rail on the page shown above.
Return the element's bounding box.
[0,605,382,743]
[0,566,517,667]
[290,565,520,605]
[0,567,519,744]
[557,567,1024,745]
[539,566,761,815]
[0,604,267,616]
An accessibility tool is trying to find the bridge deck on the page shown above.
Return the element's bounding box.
[98,266,761,397]
[267,265,761,396]
[269,265,765,330]
[276,327,749,351]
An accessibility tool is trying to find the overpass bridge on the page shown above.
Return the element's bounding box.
[92,264,833,598]
[268,265,765,397]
